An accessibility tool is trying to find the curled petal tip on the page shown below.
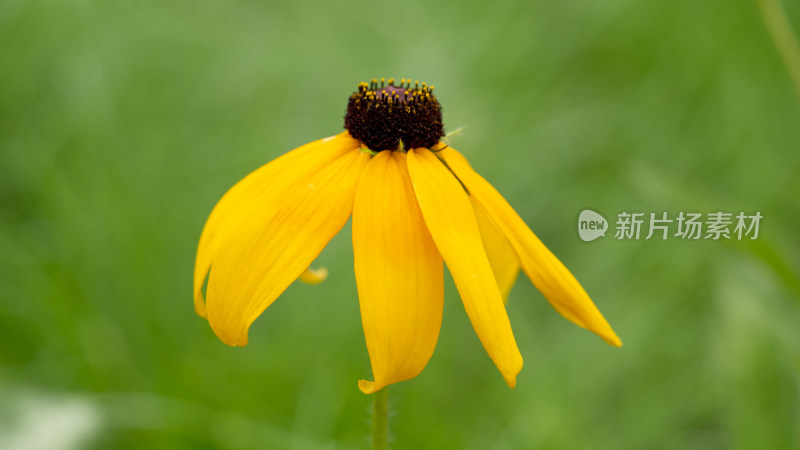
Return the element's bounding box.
[358,379,383,394]
[194,293,208,319]
[194,307,208,319]
[299,266,329,285]
[223,337,248,348]
[211,321,249,348]
[503,358,522,388]
[221,339,247,347]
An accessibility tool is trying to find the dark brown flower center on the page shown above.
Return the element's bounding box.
[344,78,444,151]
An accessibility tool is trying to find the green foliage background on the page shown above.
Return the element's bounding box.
[1,0,799,448]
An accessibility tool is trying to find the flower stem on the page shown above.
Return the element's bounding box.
[371,387,389,450]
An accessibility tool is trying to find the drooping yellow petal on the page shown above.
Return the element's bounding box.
[193,132,359,318]
[206,149,370,346]
[473,199,520,303]
[353,151,444,394]
[298,267,329,285]
[444,144,520,299]
[440,147,622,347]
[407,147,523,388]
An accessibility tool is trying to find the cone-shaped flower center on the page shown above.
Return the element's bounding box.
[344,78,444,151]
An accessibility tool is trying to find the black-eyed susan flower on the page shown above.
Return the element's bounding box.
[194,78,621,394]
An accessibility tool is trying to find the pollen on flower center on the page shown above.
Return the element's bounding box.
[344,78,445,152]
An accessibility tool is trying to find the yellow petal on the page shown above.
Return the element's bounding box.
[407,147,523,388]
[353,151,444,394]
[473,199,520,303]
[446,146,520,299]
[206,148,370,346]
[298,267,329,285]
[194,132,358,318]
[440,147,622,347]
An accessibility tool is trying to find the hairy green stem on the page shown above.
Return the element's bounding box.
[371,387,389,450]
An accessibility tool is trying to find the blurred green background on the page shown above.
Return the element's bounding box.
[2,0,799,448]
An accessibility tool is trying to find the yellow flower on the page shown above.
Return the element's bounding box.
[194,78,621,394]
